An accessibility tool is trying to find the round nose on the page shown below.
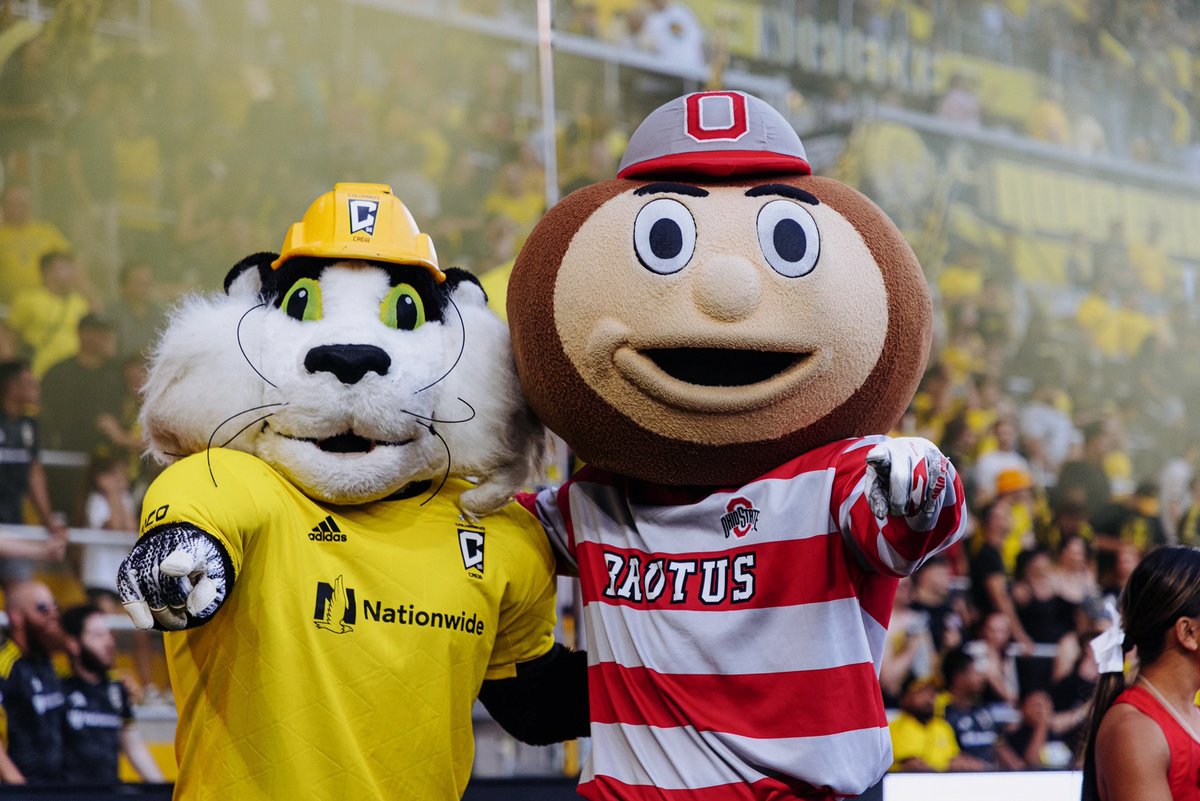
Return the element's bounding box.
[304,344,391,384]
[690,255,763,322]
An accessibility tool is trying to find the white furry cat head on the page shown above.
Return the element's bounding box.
[141,253,544,515]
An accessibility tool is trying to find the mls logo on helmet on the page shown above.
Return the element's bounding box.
[348,198,379,236]
[684,91,749,143]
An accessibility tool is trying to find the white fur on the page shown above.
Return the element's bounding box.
[141,262,545,512]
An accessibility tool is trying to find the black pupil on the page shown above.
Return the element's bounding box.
[396,294,419,329]
[774,219,807,262]
[649,218,683,261]
[286,288,308,319]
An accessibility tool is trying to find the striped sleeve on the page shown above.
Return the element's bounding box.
[517,483,578,576]
[831,438,966,577]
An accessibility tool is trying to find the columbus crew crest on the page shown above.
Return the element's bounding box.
[458,528,485,574]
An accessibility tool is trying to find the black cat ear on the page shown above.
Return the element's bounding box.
[442,267,485,302]
[224,252,278,295]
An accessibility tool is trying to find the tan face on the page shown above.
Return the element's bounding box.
[553,182,889,446]
[509,175,931,486]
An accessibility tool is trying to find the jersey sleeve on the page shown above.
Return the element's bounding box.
[515,481,578,576]
[137,448,281,577]
[831,437,966,577]
[484,505,559,680]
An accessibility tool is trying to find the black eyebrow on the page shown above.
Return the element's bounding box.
[745,184,819,205]
[633,182,710,198]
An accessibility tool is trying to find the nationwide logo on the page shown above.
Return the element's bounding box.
[458,526,485,575]
[720,496,760,539]
[348,198,379,237]
[313,575,356,634]
[311,576,485,637]
[309,515,346,543]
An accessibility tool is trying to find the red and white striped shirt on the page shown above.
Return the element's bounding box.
[525,435,966,801]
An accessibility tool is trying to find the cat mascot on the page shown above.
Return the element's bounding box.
[507,93,968,800]
[117,183,588,801]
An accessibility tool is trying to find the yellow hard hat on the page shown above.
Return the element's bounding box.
[271,182,444,282]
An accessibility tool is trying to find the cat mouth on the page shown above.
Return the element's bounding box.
[270,428,414,454]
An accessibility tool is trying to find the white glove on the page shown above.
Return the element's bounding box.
[117,526,231,631]
[864,437,951,520]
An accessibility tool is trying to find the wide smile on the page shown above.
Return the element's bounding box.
[613,346,821,413]
[268,426,415,454]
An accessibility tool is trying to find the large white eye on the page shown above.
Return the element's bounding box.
[757,199,820,277]
[633,198,697,275]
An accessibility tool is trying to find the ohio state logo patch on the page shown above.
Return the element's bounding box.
[684,91,749,142]
[720,496,760,539]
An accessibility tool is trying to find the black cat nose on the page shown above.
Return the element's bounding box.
[304,344,391,385]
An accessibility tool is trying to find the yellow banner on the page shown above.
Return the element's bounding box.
[989,159,1200,259]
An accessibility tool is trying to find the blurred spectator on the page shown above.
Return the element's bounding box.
[39,314,123,455]
[1097,540,1141,600]
[1049,626,1102,757]
[936,73,983,130]
[112,261,167,360]
[889,675,972,772]
[1056,421,1113,519]
[969,496,1036,651]
[1019,379,1077,489]
[0,36,54,181]
[0,185,71,308]
[908,555,965,653]
[881,577,937,706]
[1025,84,1072,145]
[1010,548,1076,693]
[941,646,1022,770]
[1179,470,1200,547]
[0,360,68,581]
[1005,690,1074,768]
[8,251,93,378]
[1067,100,1108,158]
[973,418,1033,507]
[1127,220,1177,297]
[1092,480,1167,555]
[60,605,164,783]
[75,453,136,599]
[966,610,1021,709]
[0,580,66,781]
[1050,532,1098,605]
[639,0,706,71]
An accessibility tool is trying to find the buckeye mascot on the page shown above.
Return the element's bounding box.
[508,93,968,799]
[117,183,588,801]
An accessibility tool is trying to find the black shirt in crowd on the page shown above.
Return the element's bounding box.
[62,674,132,783]
[0,414,38,524]
[0,642,65,782]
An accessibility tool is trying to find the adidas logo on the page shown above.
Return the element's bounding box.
[309,515,347,543]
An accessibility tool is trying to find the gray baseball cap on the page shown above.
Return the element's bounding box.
[617,91,810,180]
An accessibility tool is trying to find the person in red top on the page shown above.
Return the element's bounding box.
[1082,545,1200,801]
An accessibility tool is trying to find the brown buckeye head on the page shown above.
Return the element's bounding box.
[507,93,931,487]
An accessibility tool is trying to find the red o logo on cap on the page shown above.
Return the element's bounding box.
[684,92,749,142]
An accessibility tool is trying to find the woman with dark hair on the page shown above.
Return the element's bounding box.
[1081,545,1200,801]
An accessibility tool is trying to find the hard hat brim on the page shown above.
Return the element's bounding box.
[270,246,446,282]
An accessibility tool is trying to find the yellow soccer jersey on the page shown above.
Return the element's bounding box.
[139,448,557,801]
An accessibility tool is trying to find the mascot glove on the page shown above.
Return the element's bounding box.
[865,437,951,522]
[117,526,231,631]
